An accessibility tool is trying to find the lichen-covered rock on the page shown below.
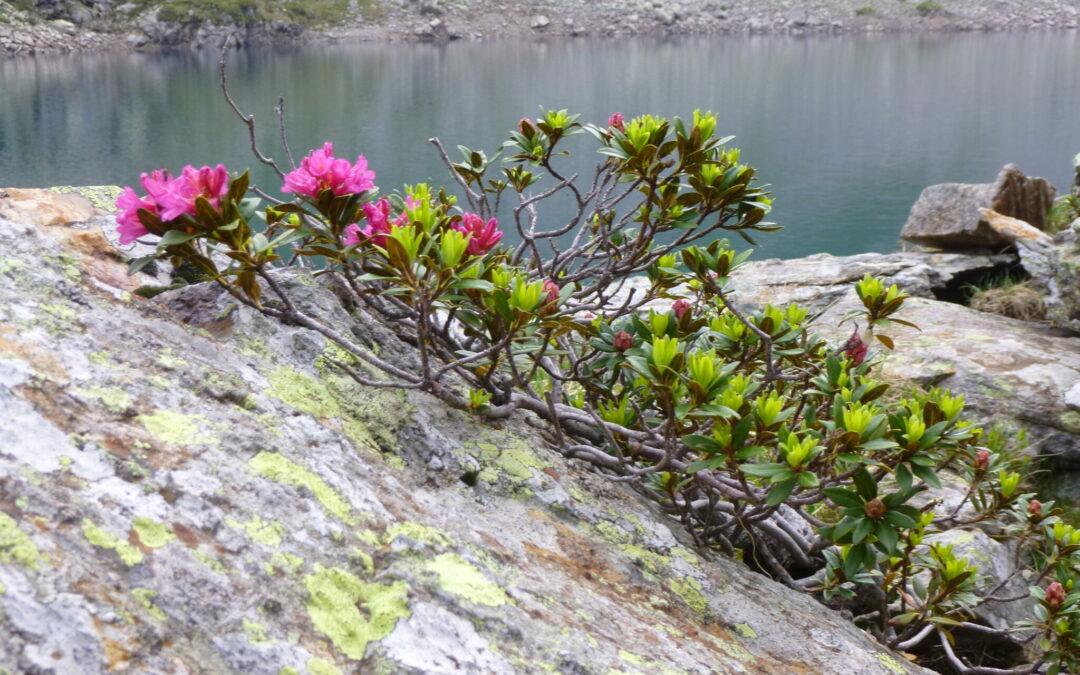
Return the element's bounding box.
[0,188,929,673]
[900,164,1056,250]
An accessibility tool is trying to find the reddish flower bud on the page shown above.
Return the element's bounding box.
[613,330,634,352]
[844,332,868,366]
[974,449,990,471]
[864,498,886,520]
[540,280,560,316]
[607,112,625,132]
[672,299,691,321]
[1047,581,1066,610]
[1028,499,1043,518]
[519,118,536,138]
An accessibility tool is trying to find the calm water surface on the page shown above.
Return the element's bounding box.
[2,33,1079,259]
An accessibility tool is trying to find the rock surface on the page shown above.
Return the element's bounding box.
[900,164,1057,251]
[0,187,930,673]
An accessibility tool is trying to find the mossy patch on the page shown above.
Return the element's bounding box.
[248,451,354,524]
[242,618,271,644]
[268,366,341,418]
[139,410,213,446]
[73,385,133,414]
[734,623,757,639]
[386,521,452,548]
[303,564,410,660]
[873,652,905,673]
[82,519,143,566]
[305,658,342,675]
[232,515,286,547]
[132,588,167,621]
[425,553,509,607]
[0,512,43,570]
[668,577,708,617]
[132,518,175,548]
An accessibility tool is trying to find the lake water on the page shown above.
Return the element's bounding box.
[2,32,1079,259]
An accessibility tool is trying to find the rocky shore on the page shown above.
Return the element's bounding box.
[2,0,1079,56]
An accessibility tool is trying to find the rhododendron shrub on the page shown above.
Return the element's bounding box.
[118,99,1076,673]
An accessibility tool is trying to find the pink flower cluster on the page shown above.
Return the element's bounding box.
[282,143,375,198]
[452,213,503,256]
[607,112,625,132]
[343,197,417,247]
[115,165,229,245]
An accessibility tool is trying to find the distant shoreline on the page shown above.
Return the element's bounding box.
[3,0,1079,57]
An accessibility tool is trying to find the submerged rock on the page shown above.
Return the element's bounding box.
[0,187,930,672]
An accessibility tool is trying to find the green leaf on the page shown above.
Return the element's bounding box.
[860,439,898,451]
[127,255,157,275]
[796,470,819,488]
[451,278,495,292]
[684,435,725,454]
[875,521,898,554]
[686,456,726,474]
[823,488,863,509]
[852,517,874,545]
[852,467,877,500]
[884,508,918,529]
[765,478,796,506]
[912,462,942,488]
[895,464,913,493]
[157,229,201,247]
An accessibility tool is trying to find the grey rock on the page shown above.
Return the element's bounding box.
[530,14,550,29]
[0,188,934,673]
[901,164,1057,250]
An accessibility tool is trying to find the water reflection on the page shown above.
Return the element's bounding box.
[2,32,1078,259]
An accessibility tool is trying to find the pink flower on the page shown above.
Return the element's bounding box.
[115,171,167,245]
[672,299,691,321]
[607,112,625,132]
[974,449,990,471]
[343,197,419,247]
[157,164,229,222]
[1047,581,1066,610]
[453,213,503,255]
[282,142,376,198]
[613,330,634,352]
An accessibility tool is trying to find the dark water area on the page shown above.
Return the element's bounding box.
[2,33,1079,259]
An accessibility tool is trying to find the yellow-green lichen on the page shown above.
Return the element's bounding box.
[243,618,271,644]
[194,549,230,576]
[49,184,123,212]
[305,658,341,675]
[132,588,167,621]
[619,650,645,666]
[232,515,286,547]
[0,513,42,570]
[475,441,546,481]
[0,581,6,594]
[73,385,133,414]
[1060,411,1080,435]
[669,577,708,617]
[621,544,669,577]
[58,455,72,472]
[155,348,187,369]
[351,548,374,575]
[734,623,757,639]
[425,553,509,607]
[279,668,299,675]
[303,565,410,660]
[82,519,143,566]
[139,410,213,446]
[132,518,175,549]
[268,366,341,418]
[873,652,906,674]
[356,529,381,547]
[268,551,305,575]
[248,452,354,524]
[386,522,452,548]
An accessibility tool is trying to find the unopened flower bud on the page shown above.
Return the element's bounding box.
[844,332,868,366]
[672,299,691,321]
[974,449,990,471]
[607,112,625,132]
[1028,499,1043,518]
[864,498,886,520]
[613,330,634,352]
[1047,581,1066,610]
[540,280,560,316]
[519,118,536,138]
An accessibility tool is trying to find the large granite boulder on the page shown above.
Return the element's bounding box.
[0,187,930,673]
[900,164,1056,251]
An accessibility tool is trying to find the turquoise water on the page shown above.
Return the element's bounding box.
[2,32,1079,259]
